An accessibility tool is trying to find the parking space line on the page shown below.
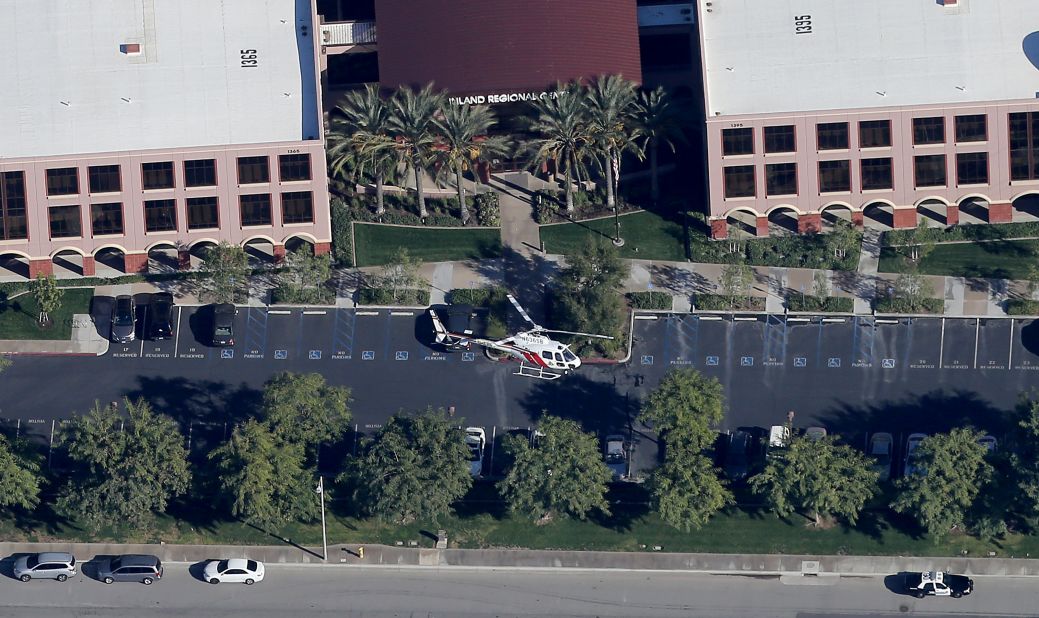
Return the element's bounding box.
[391,311,414,316]
[173,306,183,358]
[634,315,658,320]
[332,309,355,359]
[973,317,980,369]
[268,309,292,315]
[1009,319,1015,370]
[938,317,945,367]
[699,315,723,321]
[357,311,379,316]
[296,312,305,359]
[303,310,327,315]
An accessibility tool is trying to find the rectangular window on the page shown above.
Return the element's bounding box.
[278,154,312,182]
[955,114,987,143]
[239,194,273,226]
[141,162,175,190]
[722,128,754,156]
[859,120,892,148]
[912,117,946,145]
[957,152,989,185]
[281,191,314,224]
[722,165,755,198]
[763,125,796,154]
[48,205,81,238]
[765,162,797,196]
[237,156,270,184]
[88,165,121,193]
[91,202,124,236]
[0,171,28,240]
[144,199,177,232]
[184,159,217,188]
[1009,112,1039,181]
[186,196,219,229]
[818,160,850,193]
[46,168,79,196]
[817,122,849,151]
[914,155,947,188]
[861,157,893,190]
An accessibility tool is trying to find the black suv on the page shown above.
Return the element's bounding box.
[905,571,973,598]
[147,293,175,340]
[211,303,236,347]
[110,295,136,343]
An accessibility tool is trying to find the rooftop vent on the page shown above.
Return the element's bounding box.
[120,43,141,56]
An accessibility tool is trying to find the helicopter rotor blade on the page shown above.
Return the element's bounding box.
[507,294,541,329]
[536,328,615,340]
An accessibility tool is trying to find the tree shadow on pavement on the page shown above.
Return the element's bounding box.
[466,246,559,325]
[646,264,712,296]
[518,373,634,436]
[123,376,262,427]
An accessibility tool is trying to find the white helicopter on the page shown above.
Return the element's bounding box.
[427,294,613,380]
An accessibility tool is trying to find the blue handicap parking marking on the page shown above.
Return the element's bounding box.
[794,357,807,368]
[706,355,719,366]
[641,355,654,365]
[274,349,288,360]
[361,350,375,361]
[461,352,476,362]
[220,349,234,359]
[740,356,754,367]
[395,351,409,361]
[309,350,322,360]
[828,357,841,368]
[882,358,896,369]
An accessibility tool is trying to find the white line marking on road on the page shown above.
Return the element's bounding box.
[356,311,379,316]
[1009,319,1015,370]
[875,319,899,324]
[733,317,757,321]
[303,310,327,315]
[973,317,980,369]
[821,318,846,323]
[268,310,292,315]
[786,317,811,323]
[938,317,945,367]
[173,306,182,358]
[391,311,415,316]
[698,316,723,321]
[139,335,144,357]
[634,315,658,320]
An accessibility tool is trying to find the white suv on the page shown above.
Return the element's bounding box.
[13,553,77,582]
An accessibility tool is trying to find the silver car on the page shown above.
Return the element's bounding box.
[95,554,163,585]
[13,552,77,582]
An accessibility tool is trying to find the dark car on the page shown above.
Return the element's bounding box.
[724,429,753,480]
[95,554,163,585]
[211,303,236,347]
[110,295,136,343]
[904,571,973,598]
[147,293,175,340]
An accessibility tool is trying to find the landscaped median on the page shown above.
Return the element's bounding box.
[0,287,94,340]
[878,221,1039,279]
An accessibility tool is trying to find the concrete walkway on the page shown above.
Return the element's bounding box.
[854,228,882,314]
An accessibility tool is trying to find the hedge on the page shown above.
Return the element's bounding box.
[694,294,766,311]
[356,287,430,307]
[447,287,509,307]
[1006,299,1039,316]
[690,232,861,271]
[785,295,854,313]
[873,297,945,314]
[270,285,336,306]
[626,291,673,311]
[882,221,1039,247]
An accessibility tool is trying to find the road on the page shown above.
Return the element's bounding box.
[0,565,1033,617]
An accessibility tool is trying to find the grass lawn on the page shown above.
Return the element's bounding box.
[540,211,687,261]
[879,239,1039,279]
[0,288,94,340]
[354,223,503,267]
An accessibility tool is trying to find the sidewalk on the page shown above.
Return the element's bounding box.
[3,541,1038,577]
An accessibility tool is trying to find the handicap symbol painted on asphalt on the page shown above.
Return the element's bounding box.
[395,351,409,361]
[794,357,807,368]
[641,355,654,365]
[461,352,475,362]
[274,349,288,360]
[309,350,322,360]
[361,350,375,361]
[882,358,896,369]
[740,356,754,367]
[706,355,719,366]
[828,357,841,368]
[221,349,234,359]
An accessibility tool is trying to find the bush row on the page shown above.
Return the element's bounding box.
[785,295,854,313]
[626,291,673,310]
[1006,299,1039,316]
[357,287,431,307]
[694,294,766,311]
[874,297,945,314]
[882,221,1039,247]
[690,233,860,271]
[270,285,336,306]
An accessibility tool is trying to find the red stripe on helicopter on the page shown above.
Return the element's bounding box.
[522,350,549,368]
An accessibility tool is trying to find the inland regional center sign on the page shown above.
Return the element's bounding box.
[448,90,563,105]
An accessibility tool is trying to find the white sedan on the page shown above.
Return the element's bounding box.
[203,559,265,585]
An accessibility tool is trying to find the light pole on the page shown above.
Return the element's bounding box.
[316,476,327,561]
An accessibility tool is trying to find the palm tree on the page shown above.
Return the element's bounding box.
[433,104,510,224]
[635,86,686,206]
[585,75,641,243]
[327,85,395,215]
[388,84,445,218]
[523,83,591,214]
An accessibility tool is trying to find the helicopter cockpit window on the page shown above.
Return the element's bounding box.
[541,351,553,359]
[563,349,577,362]
[554,352,564,362]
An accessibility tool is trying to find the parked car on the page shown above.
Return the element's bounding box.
[147,292,175,340]
[904,433,927,477]
[804,426,828,441]
[724,429,753,480]
[869,432,894,481]
[96,554,163,585]
[978,435,997,454]
[904,571,973,598]
[465,427,485,478]
[110,295,136,343]
[604,434,627,480]
[202,559,265,585]
[210,303,236,347]
[13,552,76,582]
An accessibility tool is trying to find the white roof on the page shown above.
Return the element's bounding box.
[0,0,319,159]
[701,0,1039,117]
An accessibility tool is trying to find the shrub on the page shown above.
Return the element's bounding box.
[357,287,430,307]
[874,296,944,314]
[694,294,765,311]
[626,291,672,310]
[690,230,861,271]
[448,287,506,306]
[474,192,501,227]
[380,211,424,226]
[785,295,854,313]
[425,214,463,227]
[270,284,336,305]
[1006,299,1039,316]
[882,221,1039,247]
[532,190,559,224]
[330,198,355,267]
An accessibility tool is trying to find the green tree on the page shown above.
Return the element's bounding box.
[812,270,830,299]
[825,220,858,259]
[751,435,878,526]
[32,274,63,326]
[718,259,754,309]
[342,408,472,524]
[551,239,629,354]
[635,86,686,205]
[585,75,641,242]
[498,416,611,522]
[0,435,42,510]
[650,448,731,531]
[209,419,315,529]
[59,399,191,531]
[891,427,993,540]
[433,103,510,224]
[891,270,935,311]
[277,249,332,304]
[198,241,249,304]
[1007,399,1039,530]
[262,372,352,454]
[903,220,936,264]
[524,83,592,213]
[1025,265,1039,299]
[374,247,426,304]
[328,84,396,215]
[388,84,445,218]
[638,368,725,451]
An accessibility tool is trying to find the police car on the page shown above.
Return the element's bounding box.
[905,571,973,598]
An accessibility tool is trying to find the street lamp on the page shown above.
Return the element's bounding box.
[315,476,327,561]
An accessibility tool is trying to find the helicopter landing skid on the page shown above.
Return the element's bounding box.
[514,362,564,380]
